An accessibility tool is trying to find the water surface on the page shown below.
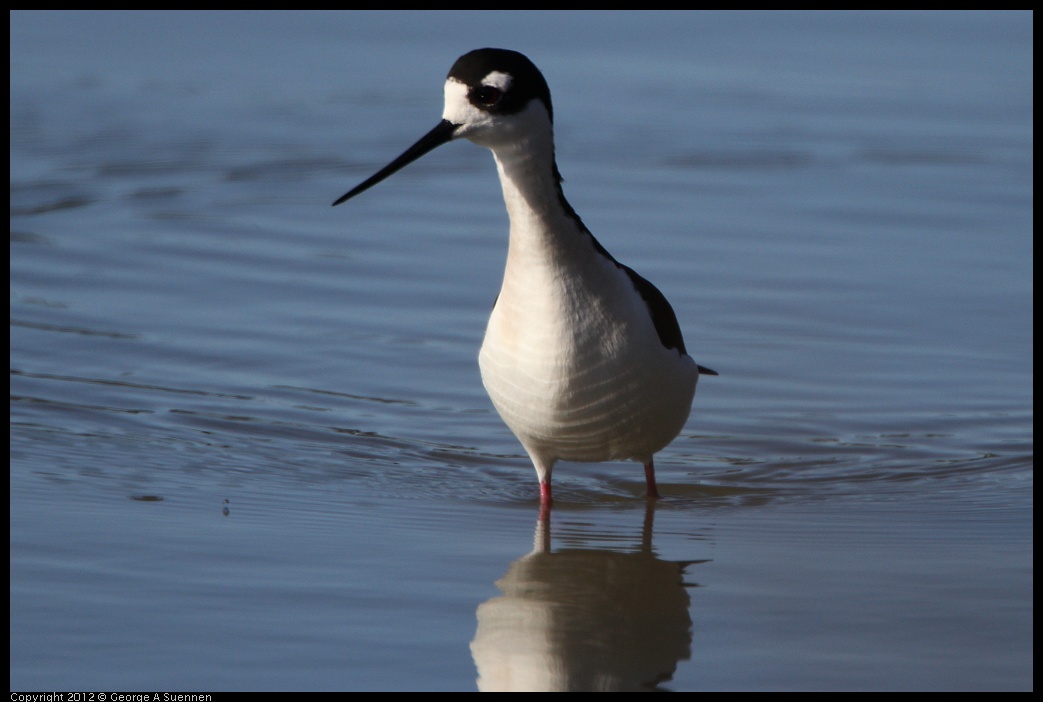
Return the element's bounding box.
[10,11,1032,691]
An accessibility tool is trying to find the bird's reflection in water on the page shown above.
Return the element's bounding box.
[471,502,706,691]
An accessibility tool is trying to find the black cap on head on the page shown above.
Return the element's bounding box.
[448,48,554,122]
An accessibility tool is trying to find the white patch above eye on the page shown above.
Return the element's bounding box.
[481,71,513,92]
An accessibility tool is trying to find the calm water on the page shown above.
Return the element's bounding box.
[10,11,1032,691]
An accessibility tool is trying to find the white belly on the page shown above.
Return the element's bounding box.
[478,261,698,466]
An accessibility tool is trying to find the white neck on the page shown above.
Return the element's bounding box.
[487,130,594,283]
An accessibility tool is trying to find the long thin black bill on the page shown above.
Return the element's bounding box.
[332,119,459,206]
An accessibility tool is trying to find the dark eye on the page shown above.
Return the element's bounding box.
[474,85,502,106]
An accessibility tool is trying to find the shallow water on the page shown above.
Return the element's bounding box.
[10,11,1032,691]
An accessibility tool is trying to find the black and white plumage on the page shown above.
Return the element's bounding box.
[334,49,716,505]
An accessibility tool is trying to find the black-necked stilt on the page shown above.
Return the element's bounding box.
[334,48,716,506]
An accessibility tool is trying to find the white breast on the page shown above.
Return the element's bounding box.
[478,226,698,468]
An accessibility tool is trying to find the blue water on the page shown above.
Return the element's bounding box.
[10,11,1032,691]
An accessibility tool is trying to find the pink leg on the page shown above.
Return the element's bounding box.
[538,480,553,522]
[539,480,553,504]
[644,459,661,499]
